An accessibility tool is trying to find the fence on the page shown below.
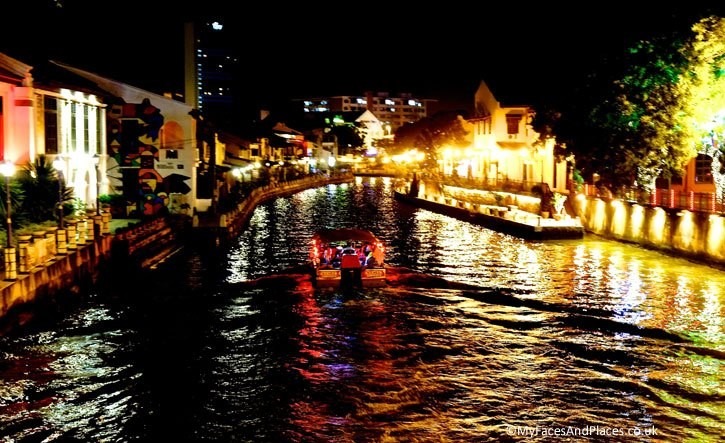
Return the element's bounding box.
[581,184,725,213]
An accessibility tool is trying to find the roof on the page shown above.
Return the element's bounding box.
[312,228,381,243]
[0,52,32,85]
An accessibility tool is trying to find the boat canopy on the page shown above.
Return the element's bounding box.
[312,228,380,243]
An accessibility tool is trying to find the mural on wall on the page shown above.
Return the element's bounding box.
[107,98,191,216]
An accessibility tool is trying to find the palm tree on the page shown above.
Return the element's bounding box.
[17,155,74,224]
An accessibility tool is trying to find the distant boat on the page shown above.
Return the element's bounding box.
[393,189,584,240]
[309,228,386,288]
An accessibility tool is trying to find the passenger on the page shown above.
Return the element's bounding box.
[339,243,358,268]
[366,245,384,268]
[321,248,331,265]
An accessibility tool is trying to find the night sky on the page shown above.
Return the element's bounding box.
[2,1,724,117]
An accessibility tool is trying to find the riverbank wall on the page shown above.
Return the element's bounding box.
[193,173,354,243]
[573,195,725,269]
[0,234,114,327]
[415,179,725,268]
[0,174,355,326]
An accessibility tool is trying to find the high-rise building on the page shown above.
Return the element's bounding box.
[184,18,240,129]
[297,91,437,134]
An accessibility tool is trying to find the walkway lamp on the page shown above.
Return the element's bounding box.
[0,160,15,248]
[93,154,101,215]
[53,156,65,229]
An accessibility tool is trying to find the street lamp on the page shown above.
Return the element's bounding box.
[93,154,101,215]
[0,160,15,248]
[53,157,65,229]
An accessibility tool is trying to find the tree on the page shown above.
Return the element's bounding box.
[538,14,725,193]
[329,123,364,155]
[16,155,74,224]
[606,34,697,191]
[393,111,470,171]
[684,16,725,197]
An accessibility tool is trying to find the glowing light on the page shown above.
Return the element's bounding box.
[649,207,667,244]
[707,214,724,255]
[611,199,628,237]
[675,210,695,249]
[630,204,645,240]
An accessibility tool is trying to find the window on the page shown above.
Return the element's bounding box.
[166,150,179,159]
[506,115,522,135]
[44,96,59,154]
[695,153,713,183]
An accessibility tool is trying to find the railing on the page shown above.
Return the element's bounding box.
[432,175,725,215]
[580,184,725,213]
[436,175,540,195]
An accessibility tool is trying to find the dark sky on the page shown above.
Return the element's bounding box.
[2,1,724,116]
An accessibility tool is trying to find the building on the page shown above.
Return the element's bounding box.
[298,91,436,134]
[439,80,568,192]
[0,53,107,214]
[184,18,241,130]
[53,62,199,216]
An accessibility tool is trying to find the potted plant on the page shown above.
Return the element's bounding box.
[552,192,567,219]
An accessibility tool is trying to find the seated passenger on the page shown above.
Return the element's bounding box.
[341,252,361,269]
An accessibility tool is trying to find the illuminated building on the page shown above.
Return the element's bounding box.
[297,91,436,134]
[184,18,241,129]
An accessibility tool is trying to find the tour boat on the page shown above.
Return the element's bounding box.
[309,228,386,288]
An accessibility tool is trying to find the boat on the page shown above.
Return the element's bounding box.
[393,188,584,240]
[309,228,386,288]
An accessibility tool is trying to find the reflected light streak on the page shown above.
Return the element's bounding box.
[698,281,722,344]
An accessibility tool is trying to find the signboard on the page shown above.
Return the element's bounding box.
[364,269,385,279]
[318,269,341,280]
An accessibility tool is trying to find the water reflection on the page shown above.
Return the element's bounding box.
[0,176,723,442]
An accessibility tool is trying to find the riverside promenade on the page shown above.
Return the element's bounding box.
[393,189,584,240]
[192,173,354,243]
[0,174,354,328]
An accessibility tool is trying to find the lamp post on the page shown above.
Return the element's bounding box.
[0,161,14,248]
[93,154,101,215]
[53,157,65,229]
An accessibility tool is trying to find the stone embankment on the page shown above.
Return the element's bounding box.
[0,174,355,327]
[194,173,354,242]
[0,228,113,329]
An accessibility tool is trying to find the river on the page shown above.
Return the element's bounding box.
[0,176,723,442]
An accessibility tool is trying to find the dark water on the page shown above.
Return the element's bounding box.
[1,176,723,442]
